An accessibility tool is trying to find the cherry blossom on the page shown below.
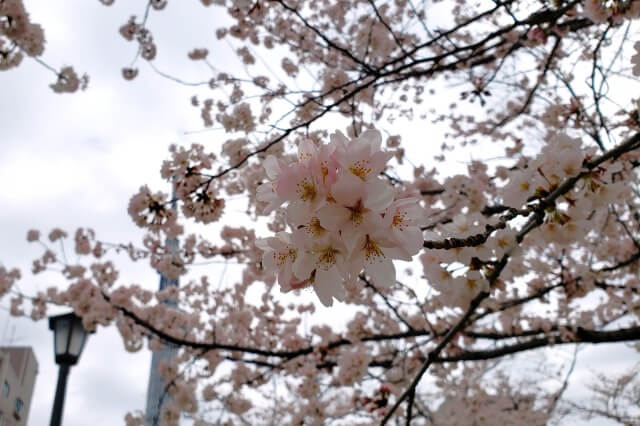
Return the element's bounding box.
[256,129,423,304]
[3,1,640,424]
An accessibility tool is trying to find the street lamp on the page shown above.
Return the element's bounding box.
[48,312,91,426]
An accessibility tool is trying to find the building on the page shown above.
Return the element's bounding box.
[0,347,38,426]
[144,270,179,426]
[145,194,180,426]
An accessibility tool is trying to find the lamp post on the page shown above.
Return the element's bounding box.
[48,312,91,426]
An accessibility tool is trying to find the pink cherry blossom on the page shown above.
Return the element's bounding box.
[256,231,298,290]
[256,129,423,302]
[291,231,348,306]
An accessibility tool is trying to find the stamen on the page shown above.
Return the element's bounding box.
[296,178,317,202]
[349,160,372,180]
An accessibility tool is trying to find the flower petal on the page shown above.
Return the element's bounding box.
[317,204,351,232]
[287,202,313,227]
[359,129,382,152]
[331,172,364,206]
[393,226,423,257]
[293,252,315,280]
[365,257,395,288]
[364,178,394,212]
[264,155,281,180]
[314,267,345,306]
[342,223,365,255]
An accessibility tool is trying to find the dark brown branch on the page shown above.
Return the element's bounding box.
[366,0,409,56]
[361,275,415,332]
[270,0,378,74]
[489,36,562,132]
[435,326,640,362]
[384,131,640,423]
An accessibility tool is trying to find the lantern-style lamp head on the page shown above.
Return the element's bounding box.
[48,312,89,366]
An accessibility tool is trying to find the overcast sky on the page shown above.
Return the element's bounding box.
[0,1,637,425]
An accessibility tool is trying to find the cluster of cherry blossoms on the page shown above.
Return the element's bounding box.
[256,130,424,306]
[583,0,640,24]
[0,0,44,70]
[0,265,20,299]
[502,132,589,208]
[0,0,88,92]
[118,14,160,81]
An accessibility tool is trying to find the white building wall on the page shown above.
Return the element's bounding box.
[0,347,38,426]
